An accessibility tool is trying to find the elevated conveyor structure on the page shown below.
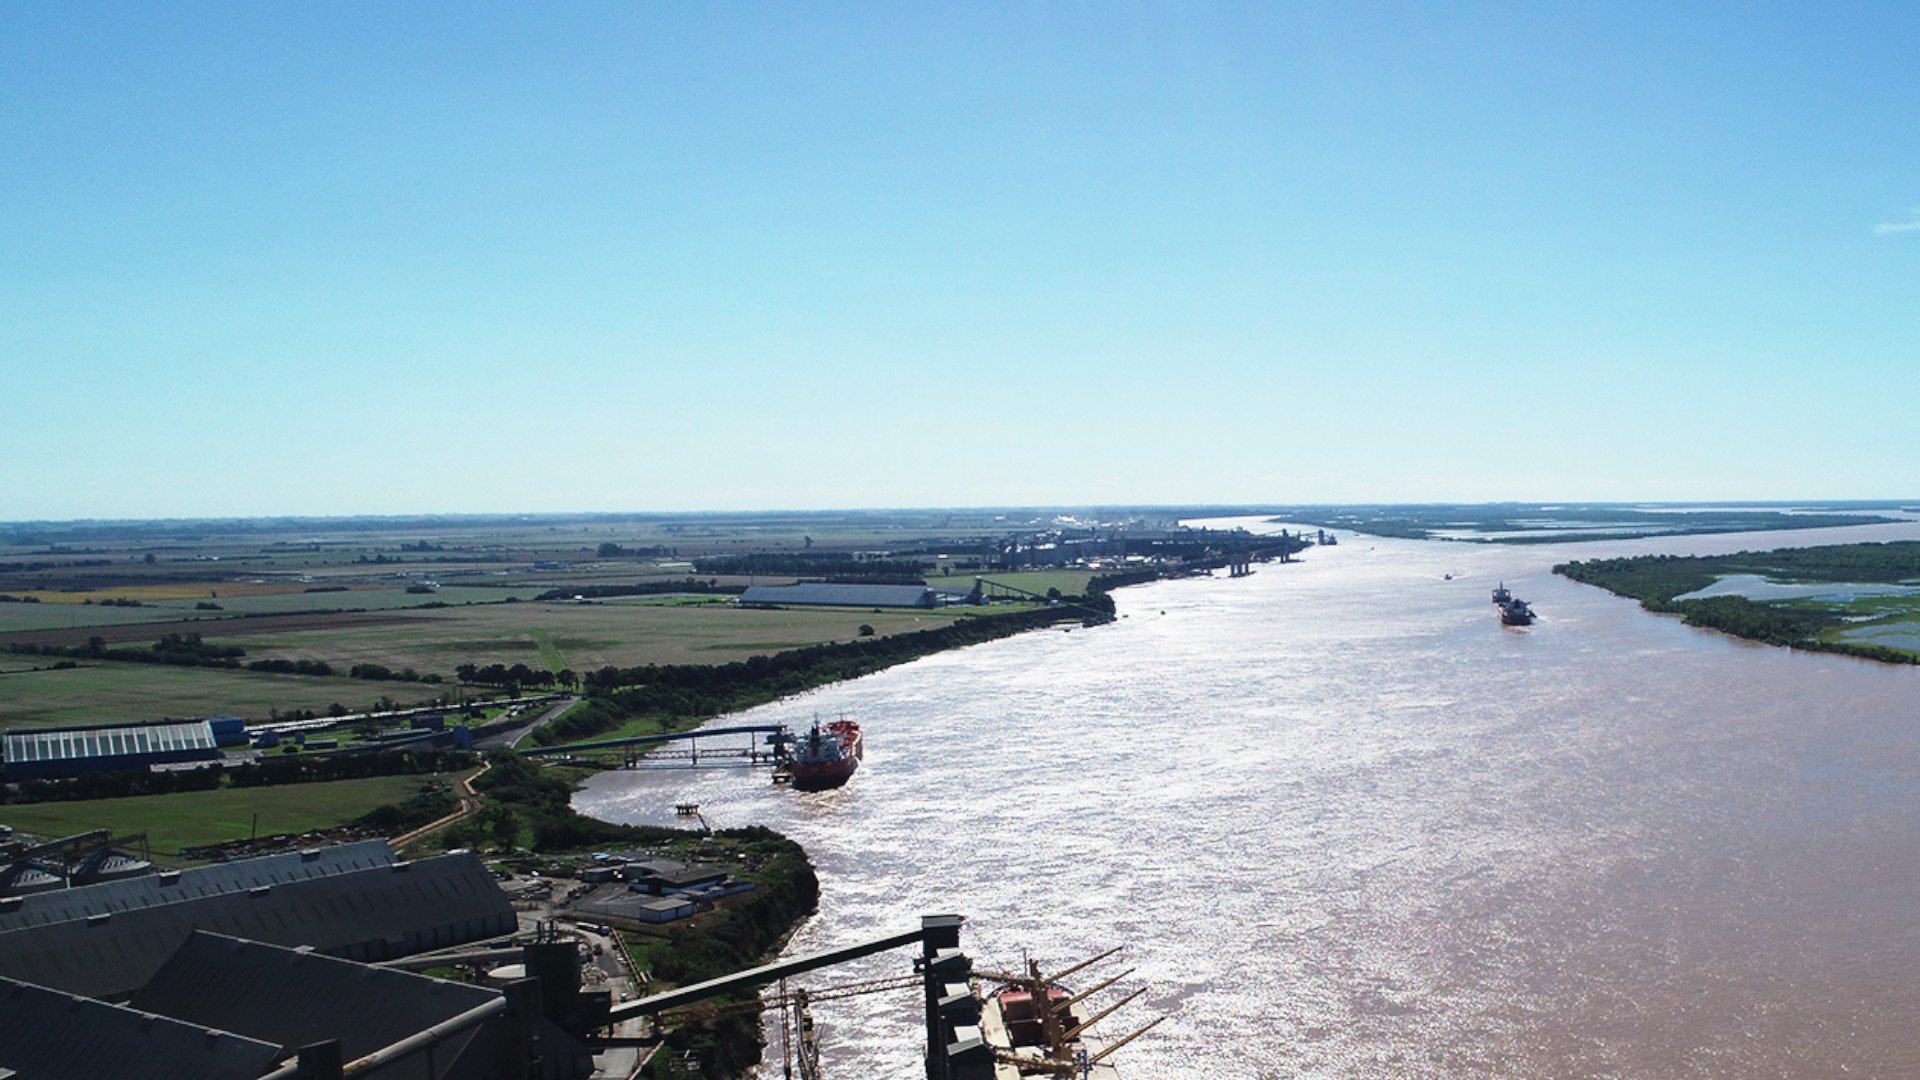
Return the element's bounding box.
[522,723,793,771]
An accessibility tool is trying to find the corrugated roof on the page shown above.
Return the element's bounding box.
[132,931,501,1061]
[739,583,934,607]
[0,851,515,1000]
[2,720,216,765]
[0,838,395,933]
[0,975,282,1080]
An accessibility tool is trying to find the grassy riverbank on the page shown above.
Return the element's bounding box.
[534,601,1105,748]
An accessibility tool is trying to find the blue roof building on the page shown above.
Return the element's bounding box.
[1,720,222,781]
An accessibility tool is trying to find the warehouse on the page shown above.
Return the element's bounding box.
[0,849,515,999]
[0,719,223,780]
[0,973,282,1080]
[0,841,595,1079]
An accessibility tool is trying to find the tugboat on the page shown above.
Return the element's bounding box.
[1499,597,1535,626]
[1491,582,1512,605]
[782,718,862,791]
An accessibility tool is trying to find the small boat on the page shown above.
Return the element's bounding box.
[783,718,862,790]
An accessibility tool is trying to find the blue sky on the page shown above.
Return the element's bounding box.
[3,3,1916,519]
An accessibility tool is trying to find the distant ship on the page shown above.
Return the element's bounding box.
[1492,582,1512,605]
[784,718,862,790]
[1499,598,1535,626]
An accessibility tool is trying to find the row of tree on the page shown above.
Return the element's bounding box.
[7,633,246,670]
[0,746,474,805]
[691,553,928,583]
[535,604,1088,747]
[454,662,575,689]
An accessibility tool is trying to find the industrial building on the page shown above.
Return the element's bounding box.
[0,838,393,929]
[0,828,157,897]
[0,847,515,1000]
[0,973,284,1080]
[569,856,753,928]
[0,841,599,1080]
[0,718,224,780]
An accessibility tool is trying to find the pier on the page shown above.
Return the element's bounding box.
[521,724,793,771]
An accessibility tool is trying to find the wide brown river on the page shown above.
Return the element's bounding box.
[575,519,1920,1078]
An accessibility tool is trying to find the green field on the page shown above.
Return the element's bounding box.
[0,772,455,857]
[0,514,1120,741]
[0,587,543,633]
[970,570,1099,598]
[222,599,1025,673]
[0,601,204,633]
[0,598,1036,731]
[0,662,450,731]
[141,585,534,616]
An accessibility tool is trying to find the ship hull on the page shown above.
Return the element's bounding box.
[786,723,863,790]
[787,756,859,790]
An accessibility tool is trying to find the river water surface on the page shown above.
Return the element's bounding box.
[575,520,1920,1078]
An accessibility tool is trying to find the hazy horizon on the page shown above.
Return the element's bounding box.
[3,499,1916,532]
[7,5,1916,519]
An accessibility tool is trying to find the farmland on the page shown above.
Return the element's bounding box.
[0,594,1045,730]
[0,511,1150,733]
[0,772,457,858]
[0,661,453,731]
[223,599,1019,672]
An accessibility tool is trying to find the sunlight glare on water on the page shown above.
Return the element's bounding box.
[575,519,1920,1078]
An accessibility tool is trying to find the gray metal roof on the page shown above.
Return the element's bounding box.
[0,838,395,933]
[0,975,282,1080]
[131,931,501,1062]
[1,720,216,766]
[0,851,515,1000]
[739,583,934,607]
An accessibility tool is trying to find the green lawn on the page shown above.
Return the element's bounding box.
[0,772,455,858]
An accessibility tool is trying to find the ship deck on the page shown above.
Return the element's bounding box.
[979,990,1121,1079]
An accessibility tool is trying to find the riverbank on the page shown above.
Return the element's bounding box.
[532,585,1136,750]
[1555,541,1920,664]
[571,524,1920,1078]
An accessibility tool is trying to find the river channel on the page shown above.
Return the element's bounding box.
[575,519,1920,1078]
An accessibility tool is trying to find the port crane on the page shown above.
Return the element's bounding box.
[975,947,1165,1077]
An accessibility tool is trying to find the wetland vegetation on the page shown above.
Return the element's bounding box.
[1275,502,1906,543]
[1556,541,1920,663]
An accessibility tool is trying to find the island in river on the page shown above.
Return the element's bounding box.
[1556,539,1920,663]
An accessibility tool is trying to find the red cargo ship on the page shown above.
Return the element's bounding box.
[785,718,862,790]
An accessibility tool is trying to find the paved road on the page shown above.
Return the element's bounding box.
[475,695,581,750]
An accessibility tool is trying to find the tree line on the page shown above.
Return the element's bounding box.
[532,579,740,601]
[692,553,928,583]
[455,662,575,690]
[0,746,474,804]
[535,605,1089,747]
[8,633,246,670]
